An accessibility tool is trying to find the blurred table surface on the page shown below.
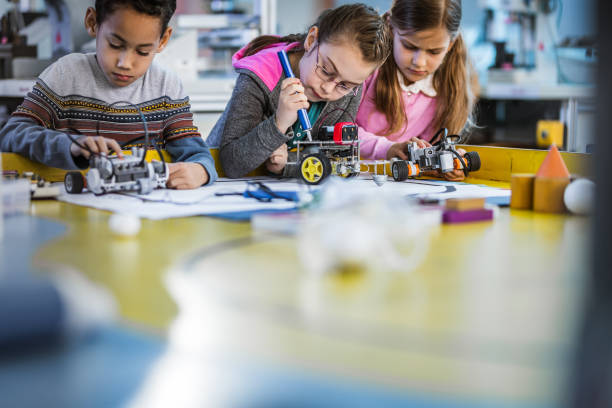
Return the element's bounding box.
[0,147,593,407]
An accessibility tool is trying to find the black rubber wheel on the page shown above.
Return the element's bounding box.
[464,151,481,172]
[391,161,409,181]
[64,171,85,194]
[299,153,332,185]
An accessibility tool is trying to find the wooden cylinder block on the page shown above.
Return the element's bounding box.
[510,174,535,210]
[533,177,570,213]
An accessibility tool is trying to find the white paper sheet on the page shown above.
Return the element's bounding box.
[57,176,510,220]
[58,178,304,220]
[338,177,511,200]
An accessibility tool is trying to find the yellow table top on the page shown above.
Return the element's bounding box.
[23,187,588,406]
[2,146,593,405]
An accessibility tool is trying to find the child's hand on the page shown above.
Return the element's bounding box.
[386,137,431,160]
[70,135,123,159]
[275,78,309,133]
[386,142,409,160]
[166,162,209,189]
[441,148,467,181]
[265,144,288,174]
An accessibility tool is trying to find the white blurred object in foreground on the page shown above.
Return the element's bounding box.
[298,177,441,276]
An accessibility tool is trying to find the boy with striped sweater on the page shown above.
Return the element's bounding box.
[0,0,217,189]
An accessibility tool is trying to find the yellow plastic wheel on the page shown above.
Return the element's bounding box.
[301,156,324,183]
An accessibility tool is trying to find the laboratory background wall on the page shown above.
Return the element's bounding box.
[67,0,93,51]
[330,0,596,40]
[43,0,600,48]
[327,0,597,150]
[0,0,598,151]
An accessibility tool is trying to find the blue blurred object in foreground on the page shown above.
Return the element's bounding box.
[0,216,66,347]
[0,215,115,349]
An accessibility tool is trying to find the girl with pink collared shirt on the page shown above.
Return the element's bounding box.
[357,0,476,181]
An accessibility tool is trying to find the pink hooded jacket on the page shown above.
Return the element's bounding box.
[231,42,301,92]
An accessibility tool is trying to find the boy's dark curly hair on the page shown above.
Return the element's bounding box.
[95,0,176,36]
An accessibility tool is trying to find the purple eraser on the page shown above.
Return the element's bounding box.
[442,208,494,223]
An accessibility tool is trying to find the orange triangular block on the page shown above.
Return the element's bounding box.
[536,145,570,178]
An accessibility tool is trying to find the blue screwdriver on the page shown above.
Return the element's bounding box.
[277,50,312,141]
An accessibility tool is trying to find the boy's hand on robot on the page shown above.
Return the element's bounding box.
[386,137,431,160]
[166,162,209,189]
[265,144,288,175]
[70,135,123,159]
[275,78,310,133]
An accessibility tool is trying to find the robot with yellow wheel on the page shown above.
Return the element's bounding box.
[293,122,361,185]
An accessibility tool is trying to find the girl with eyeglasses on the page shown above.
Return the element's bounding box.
[357,0,477,181]
[207,4,391,178]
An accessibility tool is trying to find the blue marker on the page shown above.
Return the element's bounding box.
[277,50,312,140]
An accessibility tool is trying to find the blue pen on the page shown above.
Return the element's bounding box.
[277,50,312,140]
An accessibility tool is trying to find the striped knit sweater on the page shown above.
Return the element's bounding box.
[0,53,217,184]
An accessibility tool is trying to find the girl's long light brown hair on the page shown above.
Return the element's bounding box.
[243,3,391,67]
[375,0,476,138]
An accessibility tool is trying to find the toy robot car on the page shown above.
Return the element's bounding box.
[292,122,361,185]
[390,129,481,181]
[64,147,168,195]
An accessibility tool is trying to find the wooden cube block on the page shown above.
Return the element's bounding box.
[510,174,535,210]
[445,197,486,211]
[533,177,570,213]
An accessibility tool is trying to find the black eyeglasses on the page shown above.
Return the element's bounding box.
[313,44,359,96]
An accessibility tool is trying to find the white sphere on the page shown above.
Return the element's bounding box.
[108,213,141,237]
[564,178,595,215]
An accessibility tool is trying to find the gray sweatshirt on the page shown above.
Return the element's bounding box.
[207,43,362,178]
